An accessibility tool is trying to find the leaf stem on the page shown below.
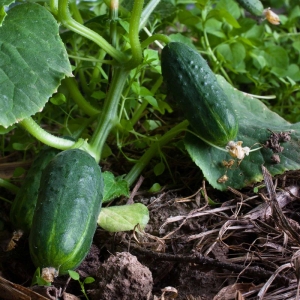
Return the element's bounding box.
[203,29,233,85]
[89,68,130,161]
[139,0,161,31]
[57,0,127,63]
[123,0,144,70]
[19,117,75,150]
[19,117,97,159]
[125,120,189,186]
[0,178,19,194]
[140,34,171,49]
[64,77,100,116]
[110,0,119,48]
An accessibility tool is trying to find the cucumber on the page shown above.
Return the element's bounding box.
[29,149,103,278]
[10,146,59,233]
[235,0,264,17]
[161,42,238,147]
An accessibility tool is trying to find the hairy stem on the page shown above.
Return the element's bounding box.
[123,0,144,70]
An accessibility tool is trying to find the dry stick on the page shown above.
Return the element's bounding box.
[127,242,290,286]
[126,175,144,204]
[262,166,300,245]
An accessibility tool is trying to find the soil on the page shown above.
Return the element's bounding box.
[1,167,300,299]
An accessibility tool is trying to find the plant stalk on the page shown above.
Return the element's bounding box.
[57,0,127,63]
[64,78,100,116]
[0,178,20,194]
[125,120,189,186]
[123,0,144,70]
[89,67,130,161]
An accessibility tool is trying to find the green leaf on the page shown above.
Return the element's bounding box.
[169,33,197,49]
[217,42,246,69]
[98,204,149,232]
[263,46,289,70]
[50,93,66,105]
[184,75,300,191]
[102,171,130,203]
[204,19,227,39]
[84,277,95,284]
[207,9,240,28]
[0,0,15,25]
[216,0,241,19]
[148,182,161,193]
[178,9,201,26]
[0,3,72,128]
[154,161,165,176]
[68,270,80,280]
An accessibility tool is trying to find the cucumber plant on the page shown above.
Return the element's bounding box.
[0,0,299,283]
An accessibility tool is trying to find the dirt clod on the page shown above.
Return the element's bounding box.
[89,252,153,300]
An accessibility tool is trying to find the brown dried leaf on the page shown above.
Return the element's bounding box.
[213,283,256,300]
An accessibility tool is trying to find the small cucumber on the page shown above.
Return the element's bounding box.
[235,0,264,17]
[29,149,103,278]
[161,42,238,147]
[10,147,59,233]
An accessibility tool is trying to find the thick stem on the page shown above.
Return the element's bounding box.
[57,0,127,63]
[123,0,144,70]
[110,0,119,48]
[125,120,189,186]
[89,68,130,160]
[19,117,97,159]
[19,117,75,150]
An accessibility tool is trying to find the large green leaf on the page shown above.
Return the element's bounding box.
[185,75,300,191]
[0,3,72,128]
[98,204,149,232]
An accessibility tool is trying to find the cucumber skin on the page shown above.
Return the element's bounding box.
[161,42,238,147]
[29,149,103,275]
[10,147,59,233]
[235,0,264,16]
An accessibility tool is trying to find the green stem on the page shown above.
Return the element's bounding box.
[19,117,75,150]
[57,0,127,63]
[89,49,107,92]
[140,34,171,49]
[203,29,233,85]
[64,77,100,116]
[69,0,83,24]
[130,99,148,126]
[19,117,97,159]
[0,178,20,194]
[49,0,58,15]
[131,76,163,126]
[110,0,119,48]
[89,68,130,161]
[125,120,189,186]
[123,0,144,70]
[139,0,161,31]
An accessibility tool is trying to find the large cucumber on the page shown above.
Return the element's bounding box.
[10,147,59,233]
[235,0,264,17]
[29,149,103,279]
[161,42,238,147]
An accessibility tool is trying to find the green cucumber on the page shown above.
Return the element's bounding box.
[29,149,103,278]
[10,146,59,233]
[235,0,264,17]
[161,42,238,147]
